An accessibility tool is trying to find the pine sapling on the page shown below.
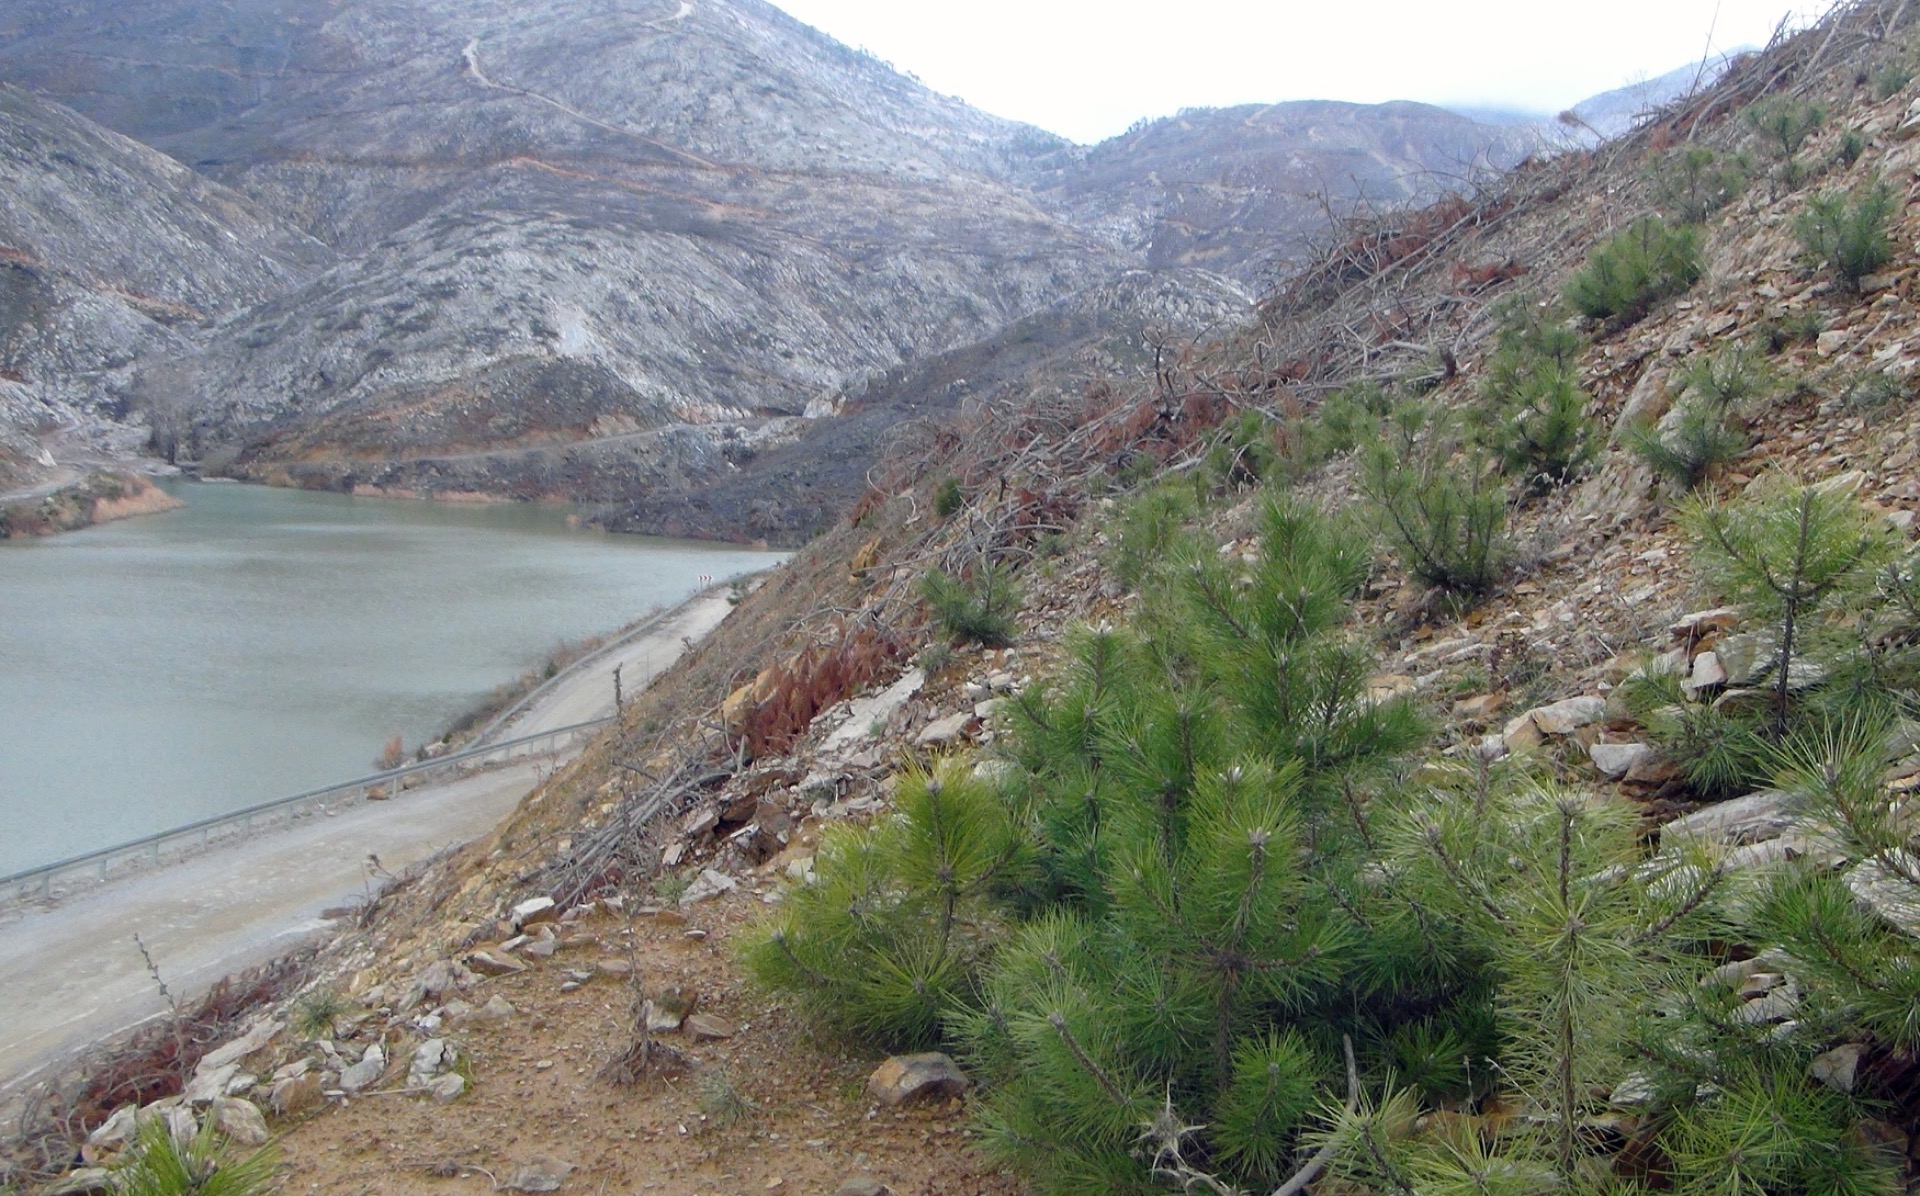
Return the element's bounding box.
[1682,480,1893,735]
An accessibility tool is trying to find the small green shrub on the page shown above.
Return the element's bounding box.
[1836,127,1869,168]
[1107,480,1196,590]
[1873,58,1915,100]
[1624,348,1772,492]
[112,1118,278,1196]
[1473,301,1595,493]
[920,563,1021,647]
[1202,409,1278,494]
[1357,418,1509,598]
[933,476,964,519]
[741,761,1023,1047]
[1880,542,1920,634]
[1624,403,1750,491]
[1565,217,1702,323]
[1649,145,1749,223]
[1481,367,1594,492]
[1619,665,1770,796]
[1682,343,1777,410]
[1298,380,1396,465]
[1796,178,1897,290]
[1756,309,1826,354]
[696,1068,757,1129]
[1685,479,1894,732]
[1744,95,1826,189]
[650,871,692,905]
[289,987,350,1041]
[1844,368,1909,417]
[915,640,953,677]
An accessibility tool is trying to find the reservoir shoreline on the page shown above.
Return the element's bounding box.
[0,479,779,875]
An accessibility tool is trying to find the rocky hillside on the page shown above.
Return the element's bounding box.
[0,0,1552,526]
[22,3,1920,1193]
[597,267,1252,542]
[0,86,330,491]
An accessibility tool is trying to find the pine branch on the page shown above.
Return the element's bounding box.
[1637,860,1729,945]
[1419,818,1507,924]
[1272,1036,1359,1196]
[1047,1011,1132,1109]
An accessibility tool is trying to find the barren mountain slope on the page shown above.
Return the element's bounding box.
[1035,99,1537,283]
[0,86,330,491]
[597,267,1253,542]
[0,0,1551,519]
[0,0,1141,506]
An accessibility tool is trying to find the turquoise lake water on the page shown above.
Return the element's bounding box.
[0,481,777,875]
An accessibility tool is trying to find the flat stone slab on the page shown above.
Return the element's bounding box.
[1664,790,1800,847]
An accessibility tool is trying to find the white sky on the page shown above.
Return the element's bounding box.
[771,0,1839,144]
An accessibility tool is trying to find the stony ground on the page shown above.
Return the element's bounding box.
[207,898,1017,1196]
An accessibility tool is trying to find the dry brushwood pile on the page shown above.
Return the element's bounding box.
[22,2,1920,1193]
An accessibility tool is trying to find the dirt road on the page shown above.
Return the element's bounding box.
[0,586,743,1093]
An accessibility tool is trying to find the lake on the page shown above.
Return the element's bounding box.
[0,481,778,875]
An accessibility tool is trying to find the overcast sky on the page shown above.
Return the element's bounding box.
[771,0,1838,144]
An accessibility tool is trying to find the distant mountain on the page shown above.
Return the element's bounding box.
[1029,101,1534,283]
[1564,54,1752,139]
[0,0,1683,538]
[0,86,330,490]
[0,0,1126,501]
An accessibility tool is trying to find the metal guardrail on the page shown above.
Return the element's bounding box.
[0,716,614,905]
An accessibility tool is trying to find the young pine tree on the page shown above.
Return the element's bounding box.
[1356,406,1510,599]
[958,497,1445,1194]
[1624,346,1771,493]
[1473,300,1597,494]
[1682,478,1893,734]
[1386,771,1728,1180]
[740,760,1025,1047]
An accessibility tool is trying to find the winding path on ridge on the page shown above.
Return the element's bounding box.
[0,587,738,1096]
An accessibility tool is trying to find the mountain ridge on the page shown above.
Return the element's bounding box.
[0,0,1665,538]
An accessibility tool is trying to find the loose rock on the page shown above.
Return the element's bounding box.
[270,1073,324,1117]
[1811,1043,1864,1092]
[866,1052,970,1107]
[210,1097,270,1147]
[504,1157,576,1193]
[1663,791,1800,847]
[1589,742,1653,780]
[428,1073,468,1103]
[915,712,971,746]
[338,1044,386,1094]
[678,868,738,907]
[684,1012,736,1039]
[1527,695,1608,735]
[468,949,529,976]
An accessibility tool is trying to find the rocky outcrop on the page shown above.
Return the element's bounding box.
[0,471,182,539]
